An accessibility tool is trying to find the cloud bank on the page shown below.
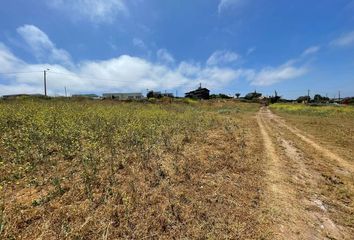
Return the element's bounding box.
[0,25,311,96]
[0,25,250,96]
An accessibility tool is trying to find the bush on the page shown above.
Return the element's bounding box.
[183,98,198,104]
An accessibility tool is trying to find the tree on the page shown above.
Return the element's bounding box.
[245,91,262,100]
[210,94,232,99]
[314,94,321,102]
[235,93,241,99]
[147,91,162,99]
[314,94,329,103]
[270,95,281,104]
[296,96,310,103]
[218,94,232,99]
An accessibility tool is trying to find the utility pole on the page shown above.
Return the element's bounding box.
[338,91,341,101]
[44,70,47,97]
[307,89,310,100]
[43,69,49,97]
[64,86,67,97]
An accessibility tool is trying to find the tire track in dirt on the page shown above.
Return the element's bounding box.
[257,107,351,239]
[257,111,317,239]
[263,107,354,173]
[271,124,349,239]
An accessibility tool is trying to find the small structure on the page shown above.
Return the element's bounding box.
[162,92,174,98]
[185,85,210,100]
[103,93,143,100]
[147,91,175,99]
[72,94,100,99]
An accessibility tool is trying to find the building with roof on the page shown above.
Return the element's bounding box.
[102,93,144,100]
[185,86,210,100]
[72,94,101,99]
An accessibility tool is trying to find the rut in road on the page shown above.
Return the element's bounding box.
[257,107,353,239]
[262,107,354,173]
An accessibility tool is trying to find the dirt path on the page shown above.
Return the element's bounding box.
[265,108,354,173]
[257,107,354,239]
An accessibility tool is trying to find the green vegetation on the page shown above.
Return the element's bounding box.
[270,103,354,117]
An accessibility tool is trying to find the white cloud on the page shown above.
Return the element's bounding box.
[301,46,320,56]
[47,0,128,23]
[0,25,311,96]
[247,46,316,86]
[157,49,175,64]
[250,63,307,86]
[207,50,240,66]
[0,26,246,96]
[17,25,72,66]
[132,38,146,50]
[0,43,26,72]
[0,41,307,94]
[218,0,244,14]
[0,46,245,95]
[0,83,43,96]
[330,31,354,47]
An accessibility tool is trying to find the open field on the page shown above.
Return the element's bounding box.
[0,100,353,239]
[0,99,269,239]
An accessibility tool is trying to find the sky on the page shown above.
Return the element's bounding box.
[0,0,354,99]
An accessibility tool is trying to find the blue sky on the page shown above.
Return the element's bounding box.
[0,0,354,98]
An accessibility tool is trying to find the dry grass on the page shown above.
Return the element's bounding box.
[0,99,270,239]
[270,103,354,235]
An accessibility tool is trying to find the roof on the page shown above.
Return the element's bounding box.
[103,93,143,96]
[72,94,99,98]
[185,87,210,94]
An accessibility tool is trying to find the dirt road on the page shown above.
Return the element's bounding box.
[257,107,354,239]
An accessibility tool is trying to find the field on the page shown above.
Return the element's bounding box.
[0,99,269,239]
[0,100,353,239]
